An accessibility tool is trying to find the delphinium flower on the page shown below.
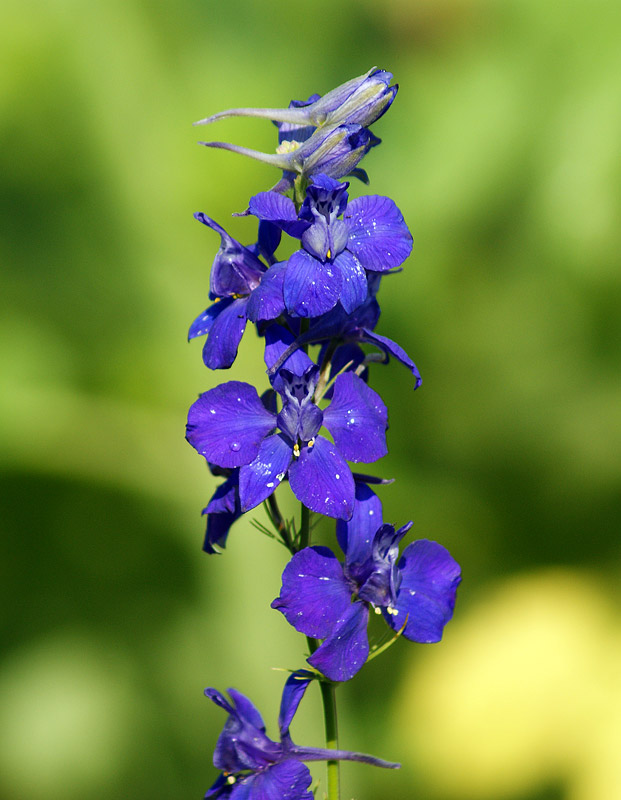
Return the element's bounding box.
[205,670,399,799]
[188,213,287,369]
[272,484,461,681]
[245,173,413,317]
[185,355,388,520]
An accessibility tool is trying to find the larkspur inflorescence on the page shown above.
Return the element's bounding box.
[186,68,461,800]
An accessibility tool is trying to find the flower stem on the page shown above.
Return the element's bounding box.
[300,501,340,798]
[299,503,311,550]
[307,635,340,799]
[319,678,340,799]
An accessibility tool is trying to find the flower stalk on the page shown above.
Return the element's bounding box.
[184,68,461,800]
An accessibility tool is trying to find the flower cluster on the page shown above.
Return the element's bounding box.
[186,68,462,800]
[205,671,398,799]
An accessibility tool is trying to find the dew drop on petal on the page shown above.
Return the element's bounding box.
[229,442,241,452]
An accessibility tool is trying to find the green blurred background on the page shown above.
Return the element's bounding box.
[2,0,620,798]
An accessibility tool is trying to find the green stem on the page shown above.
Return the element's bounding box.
[299,503,311,551]
[307,635,340,800]
[266,493,293,551]
[319,678,340,799]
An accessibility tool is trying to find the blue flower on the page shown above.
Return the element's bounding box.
[188,213,284,370]
[205,671,399,799]
[185,337,388,520]
[272,484,461,681]
[246,174,413,317]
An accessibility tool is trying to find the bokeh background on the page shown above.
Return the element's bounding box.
[2,0,620,798]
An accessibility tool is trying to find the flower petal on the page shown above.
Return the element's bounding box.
[288,436,355,519]
[389,539,461,642]
[202,470,240,554]
[245,262,287,323]
[248,191,308,238]
[344,195,412,272]
[336,482,383,565]
[333,250,368,313]
[244,760,313,800]
[361,328,422,388]
[238,434,293,512]
[322,372,388,463]
[278,671,314,741]
[272,546,353,639]
[187,382,275,469]
[284,250,342,318]
[188,304,218,341]
[308,602,369,682]
[201,297,249,369]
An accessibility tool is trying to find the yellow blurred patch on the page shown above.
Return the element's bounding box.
[396,569,621,799]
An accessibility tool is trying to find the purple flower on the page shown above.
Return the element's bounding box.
[204,671,399,799]
[247,174,413,317]
[194,68,397,131]
[267,274,422,389]
[188,214,285,369]
[185,350,388,519]
[272,485,461,681]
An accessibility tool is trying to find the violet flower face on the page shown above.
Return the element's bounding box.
[272,485,461,682]
[185,356,388,520]
[205,671,399,799]
[189,214,286,370]
[247,174,413,317]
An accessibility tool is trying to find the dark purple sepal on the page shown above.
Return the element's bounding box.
[288,436,355,519]
[201,297,249,370]
[344,195,413,272]
[242,760,313,800]
[336,482,383,565]
[283,250,341,318]
[202,469,240,554]
[272,546,353,639]
[187,382,276,469]
[361,328,422,388]
[188,303,220,341]
[206,688,275,772]
[256,220,281,265]
[389,539,461,642]
[322,372,388,463]
[238,433,293,512]
[194,213,265,297]
[203,510,239,554]
[245,262,287,323]
[278,671,314,742]
[307,602,370,682]
[248,192,308,239]
[333,250,368,313]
